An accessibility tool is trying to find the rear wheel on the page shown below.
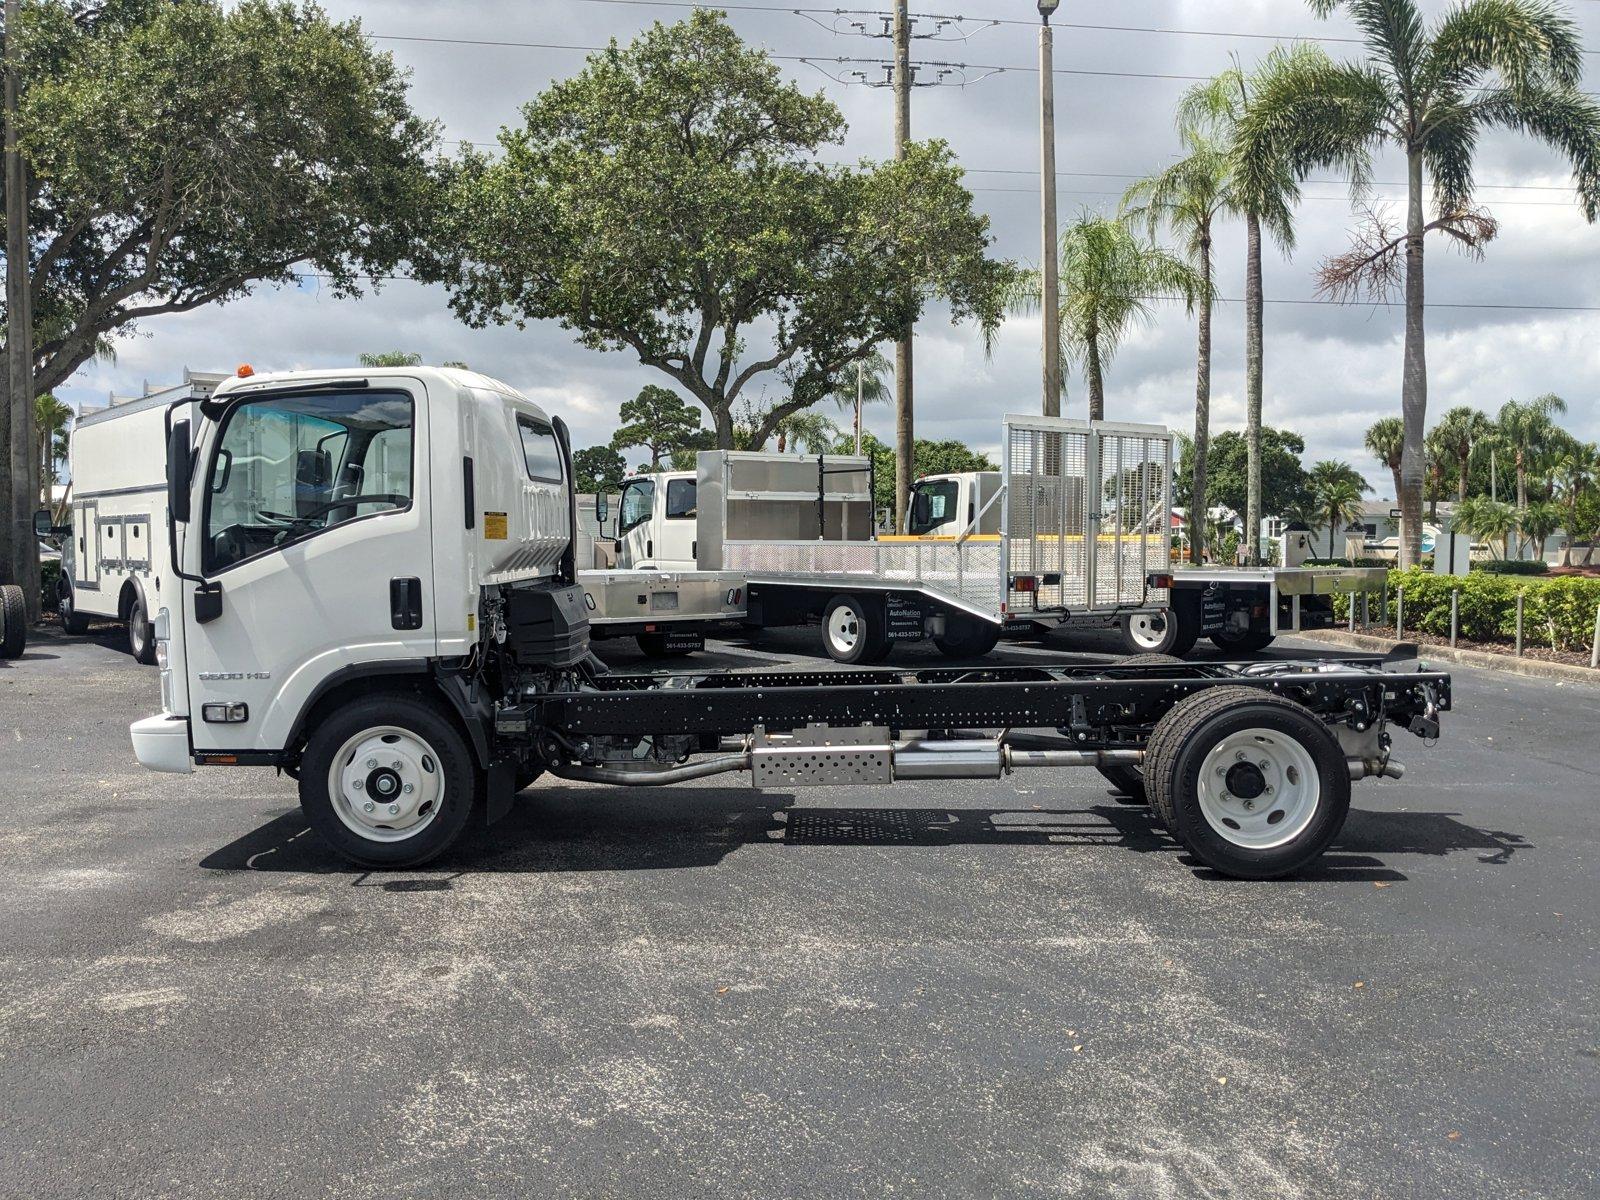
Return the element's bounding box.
[59,580,91,634]
[299,693,478,867]
[1097,653,1183,805]
[0,584,25,659]
[1143,686,1349,879]
[822,595,888,664]
[933,615,1001,659]
[1210,626,1276,655]
[127,593,156,665]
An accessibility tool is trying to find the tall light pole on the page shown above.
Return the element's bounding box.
[891,0,914,531]
[1038,0,1062,419]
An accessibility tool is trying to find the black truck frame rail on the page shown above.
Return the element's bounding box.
[529,656,1451,744]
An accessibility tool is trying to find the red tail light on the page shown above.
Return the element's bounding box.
[1011,575,1038,593]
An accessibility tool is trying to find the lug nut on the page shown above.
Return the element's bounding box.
[388,804,399,816]
[1258,760,1270,771]
[352,779,363,790]
[403,783,414,794]
[366,758,378,769]
[1243,799,1256,811]
[363,802,374,812]
[392,761,402,770]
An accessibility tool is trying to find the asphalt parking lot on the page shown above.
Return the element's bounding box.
[2,622,1597,1199]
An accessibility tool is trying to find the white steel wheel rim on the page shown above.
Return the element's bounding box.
[1196,727,1321,850]
[1127,613,1169,650]
[327,726,445,844]
[827,605,862,655]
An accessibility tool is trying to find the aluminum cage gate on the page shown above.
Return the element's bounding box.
[529,660,1451,740]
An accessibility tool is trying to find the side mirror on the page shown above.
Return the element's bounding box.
[33,509,52,537]
[911,491,931,528]
[168,420,193,523]
[595,493,609,523]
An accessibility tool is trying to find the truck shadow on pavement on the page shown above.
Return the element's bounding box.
[199,787,1530,887]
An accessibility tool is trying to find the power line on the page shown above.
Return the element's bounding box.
[367,33,1598,94]
[289,271,1600,312]
[970,185,1588,208]
[561,0,1600,54]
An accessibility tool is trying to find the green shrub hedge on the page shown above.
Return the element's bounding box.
[1335,568,1600,654]
[39,560,61,612]
[1472,560,1550,576]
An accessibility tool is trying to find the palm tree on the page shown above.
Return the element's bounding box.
[1455,494,1517,559]
[828,347,891,454]
[35,394,74,511]
[1237,0,1600,570]
[1008,213,1202,422]
[1364,417,1405,508]
[1518,499,1564,564]
[1430,405,1493,504]
[1181,49,1309,565]
[1494,394,1568,554]
[1553,443,1596,566]
[1123,136,1232,564]
[774,410,841,455]
[1309,459,1372,558]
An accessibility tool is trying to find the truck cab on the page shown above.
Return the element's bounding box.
[907,472,1001,539]
[614,470,698,569]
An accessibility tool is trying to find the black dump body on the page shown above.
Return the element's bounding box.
[533,656,1451,745]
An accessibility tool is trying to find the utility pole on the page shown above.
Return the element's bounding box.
[1037,0,1062,418]
[891,0,914,533]
[4,0,39,619]
[854,360,864,455]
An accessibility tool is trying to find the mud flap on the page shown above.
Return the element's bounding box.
[486,758,516,826]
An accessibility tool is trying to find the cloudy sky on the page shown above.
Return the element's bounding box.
[59,0,1600,497]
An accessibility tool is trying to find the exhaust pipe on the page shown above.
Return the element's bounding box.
[550,753,750,787]
[1347,757,1405,781]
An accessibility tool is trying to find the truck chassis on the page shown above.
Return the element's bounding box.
[481,650,1449,880]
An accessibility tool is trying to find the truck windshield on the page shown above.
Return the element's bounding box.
[909,480,959,536]
[204,390,413,572]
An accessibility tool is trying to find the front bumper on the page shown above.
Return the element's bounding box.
[131,714,193,774]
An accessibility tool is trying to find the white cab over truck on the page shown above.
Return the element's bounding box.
[130,367,1450,881]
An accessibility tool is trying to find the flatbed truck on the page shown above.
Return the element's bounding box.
[128,367,1450,880]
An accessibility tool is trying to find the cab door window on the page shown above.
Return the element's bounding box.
[204,389,413,572]
[665,478,697,520]
[618,479,655,534]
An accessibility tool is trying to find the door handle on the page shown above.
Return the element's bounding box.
[390,577,423,630]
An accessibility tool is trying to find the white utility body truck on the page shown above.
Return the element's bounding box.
[914,469,1386,657]
[130,367,1449,880]
[45,374,226,661]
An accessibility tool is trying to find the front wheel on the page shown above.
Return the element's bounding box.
[128,594,156,665]
[822,595,888,664]
[1119,611,1181,655]
[1143,686,1350,879]
[59,580,91,635]
[299,693,478,867]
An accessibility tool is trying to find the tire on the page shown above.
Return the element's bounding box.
[1143,685,1350,880]
[0,584,25,659]
[127,592,156,665]
[933,615,1002,659]
[1210,627,1276,655]
[1165,597,1201,657]
[1119,611,1180,655]
[1097,653,1183,805]
[636,633,671,658]
[59,580,91,635]
[822,595,888,665]
[299,693,479,868]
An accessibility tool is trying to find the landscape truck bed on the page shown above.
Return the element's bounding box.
[128,366,1450,881]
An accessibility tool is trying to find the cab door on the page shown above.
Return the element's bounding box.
[181,380,435,753]
[616,477,655,569]
[654,476,698,569]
